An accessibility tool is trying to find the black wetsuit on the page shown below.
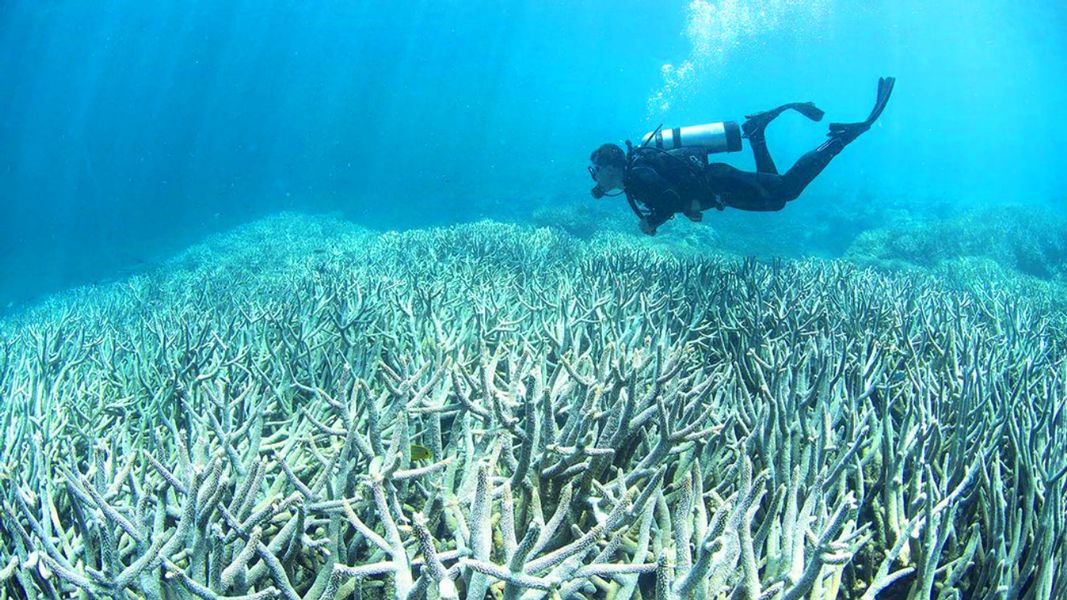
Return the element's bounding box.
[624,135,844,233]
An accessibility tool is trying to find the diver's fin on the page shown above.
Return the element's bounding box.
[792,102,825,122]
[867,76,895,124]
[827,76,895,145]
[742,102,826,139]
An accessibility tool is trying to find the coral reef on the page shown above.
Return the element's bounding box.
[846,205,1067,282]
[1,216,1065,600]
[529,197,727,260]
[530,200,631,240]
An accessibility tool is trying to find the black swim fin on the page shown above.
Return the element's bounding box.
[792,101,826,122]
[743,101,825,139]
[827,76,895,145]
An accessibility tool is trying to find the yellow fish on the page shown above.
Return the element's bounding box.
[410,444,433,462]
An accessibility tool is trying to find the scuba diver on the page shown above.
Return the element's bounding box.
[589,77,895,235]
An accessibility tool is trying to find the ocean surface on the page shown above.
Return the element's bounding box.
[1,0,1065,306]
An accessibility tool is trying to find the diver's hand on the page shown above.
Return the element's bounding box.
[639,218,656,236]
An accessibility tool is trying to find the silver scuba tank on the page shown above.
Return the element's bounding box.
[641,121,742,154]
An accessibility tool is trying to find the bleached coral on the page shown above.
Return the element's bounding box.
[1,216,1064,600]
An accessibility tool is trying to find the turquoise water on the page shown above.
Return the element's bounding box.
[1,0,1065,306]
[2,4,1067,598]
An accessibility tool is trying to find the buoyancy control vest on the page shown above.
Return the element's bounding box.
[621,121,742,220]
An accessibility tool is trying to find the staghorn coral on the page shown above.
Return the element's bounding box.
[845,205,1067,282]
[0,215,1065,600]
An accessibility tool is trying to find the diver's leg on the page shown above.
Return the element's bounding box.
[775,144,843,201]
[746,132,778,174]
[775,77,897,201]
[722,190,787,212]
[700,165,788,212]
[741,102,825,174]
[707,150,838,210]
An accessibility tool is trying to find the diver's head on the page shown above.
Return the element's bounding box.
[589,143,626,198]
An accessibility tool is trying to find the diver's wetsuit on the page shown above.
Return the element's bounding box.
[620,77,894,234]
[624,136,844,232]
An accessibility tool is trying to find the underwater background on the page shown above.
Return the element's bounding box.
[2,0,1065,307]
[3,2,1067,599]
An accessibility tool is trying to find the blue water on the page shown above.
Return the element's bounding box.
[1,0,1065,306]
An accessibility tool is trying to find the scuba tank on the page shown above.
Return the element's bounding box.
[640,121,742,154]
